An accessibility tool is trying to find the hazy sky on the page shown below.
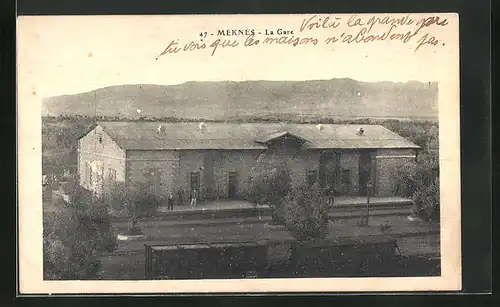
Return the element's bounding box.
[18,14,458,98]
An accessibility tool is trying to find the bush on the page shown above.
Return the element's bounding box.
[43,185,117,280]
[391,151,440,221]
[247,160,292,224]
[391,162,418,198]
[108,183,162,215]
[413,178,440,222]
[284,184,329,240]
[138,192,164,216]
[106,183,162,232]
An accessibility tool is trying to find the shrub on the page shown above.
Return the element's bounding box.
[413,178,440,222]
[43,185,117,280]
[247,160,292,224]
[106,182,128,215]
[391,162,418,198]
[391,151,440,221]
[284,184,329,240]
[137,192,163,216]
[107,183,162,231]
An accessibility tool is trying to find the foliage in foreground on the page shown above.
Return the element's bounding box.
[284,184,329,240]
[43,184,117,280]
[107,182,163,232]
[391,151,440,221]
[412,177,440,222]
[247,160,292,225]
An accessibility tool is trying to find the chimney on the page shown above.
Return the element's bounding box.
[317,124,324,131]
[357,127,364,136]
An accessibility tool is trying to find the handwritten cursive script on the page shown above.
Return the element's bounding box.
[299,15,341,32]
[156,14,450,59]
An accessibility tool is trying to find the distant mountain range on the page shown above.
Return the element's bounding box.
[42,79,438,120]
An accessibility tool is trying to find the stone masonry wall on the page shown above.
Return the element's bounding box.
[126,150,180,197]
[78,125,126,195]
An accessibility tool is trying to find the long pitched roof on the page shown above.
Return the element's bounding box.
[95,121,420,150]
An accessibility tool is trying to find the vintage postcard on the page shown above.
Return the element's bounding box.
[17,13,461,294]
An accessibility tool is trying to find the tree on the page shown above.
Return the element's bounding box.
[284,184,329,240]
[381,120,438,151]
[107,182,162,234]
[413,178,440,221]
[247,160,292,225]
[391,151,440,221]
[43,184,117,280]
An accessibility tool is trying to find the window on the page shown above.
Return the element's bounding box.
[307,170,318,186]
[334,152,341,176]
[98,165,104,195]
[84,162,89,184]
[189,172,201,199]
[109,168,116,185]
[190,172,200,192]
[89,163,93,186]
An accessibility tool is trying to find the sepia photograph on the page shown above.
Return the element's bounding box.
[18,13,461,293]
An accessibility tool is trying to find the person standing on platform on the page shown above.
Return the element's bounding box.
[190,189,198,207]
[167,193,174,210]
[328,184,336,205]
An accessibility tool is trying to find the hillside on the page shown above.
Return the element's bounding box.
[42,79,438,120]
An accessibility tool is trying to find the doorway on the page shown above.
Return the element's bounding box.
[228,172,237,199]
[319,151,340,195]
[190,172,200,198]
[358,152,372,196]
[203,153,215,199]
